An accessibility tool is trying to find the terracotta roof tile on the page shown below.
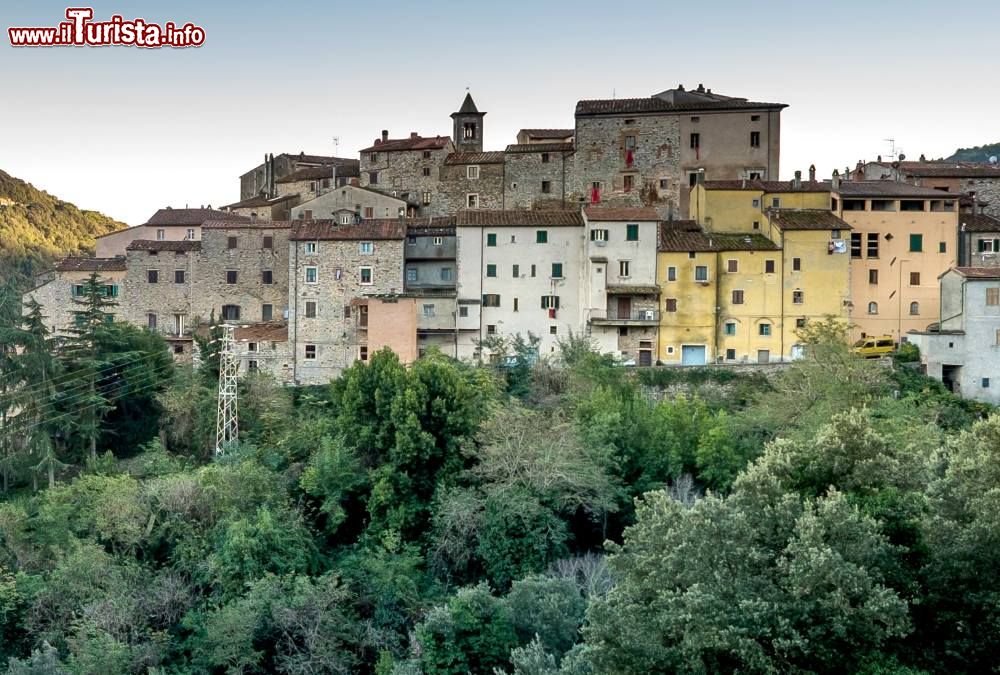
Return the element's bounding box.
[900,161,1000,178]
[360,135,452,153]
[518,128,574,139]
[444,152,505,165]
[959,212,1000,232]
[658,224,778,252]
[221,194,298,209]
[275,163,359,184]
[952,267,1000,279]
[703,180,830,192]
[202,220,292,230]
[126,240,201,252]
[144,208,249,227]
[584,207,659,221]
[289,219,406,241]
[576,97,786,116]
[505,142,575,154]
[456,210,584,227]
[54,257,127,272]
[235,322,288,342]
[766,209,851,230]
[836,181,961,198]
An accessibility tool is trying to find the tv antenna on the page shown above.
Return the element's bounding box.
[215,323,239,455]
[884,138,899,161]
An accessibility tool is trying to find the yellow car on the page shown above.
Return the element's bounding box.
[852,336,896,358]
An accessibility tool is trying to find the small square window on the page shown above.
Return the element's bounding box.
[550,326,558,335]
[360,267,373,284]
[486,264,497,278]
[304,344,316,360]
[759,323,772,336]
[551,262,563,278]
[359,241,374,255]
[226,270,238,284]
[227,236,237,249]
[305,267,318,284]
[147,270,158,283]
[983,378,991,388]
[305,242,317,254]
[764,259,774,274]
[262,270,273,284]
[732,290,745,304]
[422,167,431,177]
[487,233,497,247]
[541,152,550,163]
[406,268,418,282]
[423,304,435,317]
[263,236,273,249]
[536,230,548,244]
[459,306,469,317]
[665,298,678,312]
[695,265,708,282]
[793,290,804,304]
[724,322,736,336]
[173,344,184,355]
[726,348,736,360]
[467,166,480,179]
[487,324,497,335]
[727,259,738,273]
[174,270,185,284]
[910,272,921,286]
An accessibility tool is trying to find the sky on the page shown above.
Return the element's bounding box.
[2,0,999,225]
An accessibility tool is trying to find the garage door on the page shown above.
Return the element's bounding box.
[681,345,706,365]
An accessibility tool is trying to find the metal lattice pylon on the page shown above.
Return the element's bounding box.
[215,324,239,455]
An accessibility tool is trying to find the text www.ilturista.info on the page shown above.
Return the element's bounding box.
[8,8,205,48]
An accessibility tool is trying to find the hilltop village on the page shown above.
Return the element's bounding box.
[25,85,1000,399]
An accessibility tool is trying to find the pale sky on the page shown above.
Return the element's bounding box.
[2,0,998,225]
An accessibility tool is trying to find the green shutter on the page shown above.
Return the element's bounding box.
[909,234,923,252]
[486,264,496,277]
[536,230,548,243]
[552,263,562,278]
[487,233,497,247]
[627,224,639,241]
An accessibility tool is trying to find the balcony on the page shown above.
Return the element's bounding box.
[590,308,660,325]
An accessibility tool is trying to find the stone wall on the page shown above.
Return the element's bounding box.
[122,248,198,334]
[504,148,574,210]
[359,145,453,216]
[439,162,504,213]
[196,226,290,324]
[966,177,1000,218]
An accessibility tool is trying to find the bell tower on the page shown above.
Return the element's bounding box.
[451,92,485,153]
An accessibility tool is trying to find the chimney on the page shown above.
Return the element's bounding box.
[853,161,864,182]
[919,153,926,162]
[410,132,419,139]
[381,130,389,142]
[832,169,841,191]
[793,170,802,189]
[808,164,816,182]
[696,83,705,92]
[677,84,684,91]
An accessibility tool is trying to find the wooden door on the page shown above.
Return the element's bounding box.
[617,296,631,320]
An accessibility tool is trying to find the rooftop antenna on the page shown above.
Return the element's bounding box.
[883,138,897,162]
[215,323,239,455]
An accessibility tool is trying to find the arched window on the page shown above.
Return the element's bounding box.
[909,301,920,316]
[867,302,878,315]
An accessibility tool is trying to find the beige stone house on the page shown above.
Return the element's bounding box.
[24,257,127,335]
[96,208,248,257]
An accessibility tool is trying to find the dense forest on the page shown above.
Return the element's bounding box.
[946,142,1000,163]
[0,170,123,288]
[0,279,998,674]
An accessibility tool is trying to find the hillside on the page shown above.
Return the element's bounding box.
[0,169,124,287]
[947,141,1000,163]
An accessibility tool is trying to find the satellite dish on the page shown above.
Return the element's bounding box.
[990,156,998,164]
[898,153,906,161]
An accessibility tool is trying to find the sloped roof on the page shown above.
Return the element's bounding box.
[766,209,851,230]
[951,267,1000,279]
[235,322,288,342]
[702,180,830,193]
[126,240,201,252]
[456,210,584,227]
[584,207,659,221]
[275,163,360,183]
[836,181,960,198]
[144,208,249,227]
[202,220,291,230]
[959,212,1000,232]
[222,194,298,209]
[406,217,458,236]
[360,135,452,153]
[452,92,483,116]
[577,86,786,116]
[54,257,127,272]
[505,142,575,154]
[444,152,505,165]
[518,129,574,139]
[900,161,1000,178]
[289,220,406,241]
[658,224,778,252]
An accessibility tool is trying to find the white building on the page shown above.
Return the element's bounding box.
[908,267,1000,404]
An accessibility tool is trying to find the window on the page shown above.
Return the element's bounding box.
[186,228,195,240]
[660,178,669,189]
[513,298,519,312]
[423,304,435,317]
[750,131,761,148]
[983,378,991,388]
[173,344,184,355]
[305,242,317,254]
[487,233,497,247]
[147,270,158,283]
[433,236,443,246]
[978,238,999,253]
[247,342,258,353]
[910,272,921,286]
[751,114,760,122]
[263,235,273,249]
[772,197,781,208]
[665,298,677,312]
[851,233,863,258]
[222,305,240,321]
[868,269,879,285]
[623,175,634,192]
[909,234,923,252]
[304,344,316,360]
[363,207,374,219]
[695,265,708,282]
[868,302,879,315]
[667,266,677,281]
[866,233,879,258]
[726,348,736,360]
[624,134,636,150]
[689,173,699,187]
[486,264,497,278]
[359,241,374,254]
[536,230,548,243]
[753,220,760,230]
[369,172,378,184]
[550,326,558,335]
[172,314,184,335]
[262,270,273,284]
[228,236,237,249]
[247,360,259,373]
[541,295,560,309]
[226,270,238,284]
[305,266,318,284]
[463,122,477,139]
[487,324,497,335]
[422,167,431,177]
[530,264,537,277]
[765,259,775,274]
[619,260,631,277]
[369,152,378,161]
[459,306,469,318]
[407,235,417,246]
[910,301,920,315]
[156,229,165,240]
[551,263,563,278]
[752,198,761,208]
[541,180,552,194]
[262,304,273,321]
[590,229,609,242]
[467,166,480,179]
[939,241,947,253]
[482,294,501,307]
[440,267,452,281]
[541,152,550,163]
[690,133,700,149]
[727,259,739,273]
[406,268,418,282]
[732,290,745,304]
[147,313,157,329]
[466,194,479,208]
[796,318,807,329]
[792,257,801,272]
[512,264,519,277]
[422,150,431,159]
[987,287,999,306]
[626,224,639,241]
[360,267,373,284]
[759,323,772,336]
[359,346,369,362]
[422,191,432,205]
[724,322,737,336]
[793,290,804,304]
[174,270,185,284]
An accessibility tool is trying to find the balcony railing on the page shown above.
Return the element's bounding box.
[590,308,660,324]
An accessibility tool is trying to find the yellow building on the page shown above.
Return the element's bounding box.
[832,180,960,340]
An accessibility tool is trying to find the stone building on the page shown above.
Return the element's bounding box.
[24,257,127,335]
[857,160,1000,219]
[516,129,574,145]
[909,267,1000,404]
[197,220,291,325]
[96,208,248,257]
[404,218,461,356]
[358,132,454,216]
[454,210,586,361]
[439,152,505,213]
[451,93,486,154]
[503,142,575,210]
[959,212,1000,267]
[290,184,406,222]
[121,240,201,358]
[573,84,786,218]
[239,152,359,201]
[221,194,298,222]
[233,323,294,384]
[287,220,406,385]
[582,207,660,365]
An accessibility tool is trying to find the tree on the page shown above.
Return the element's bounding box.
[505,575,585,658]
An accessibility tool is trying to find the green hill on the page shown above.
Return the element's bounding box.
[947,142,1000,163]
[0,170,124,288]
